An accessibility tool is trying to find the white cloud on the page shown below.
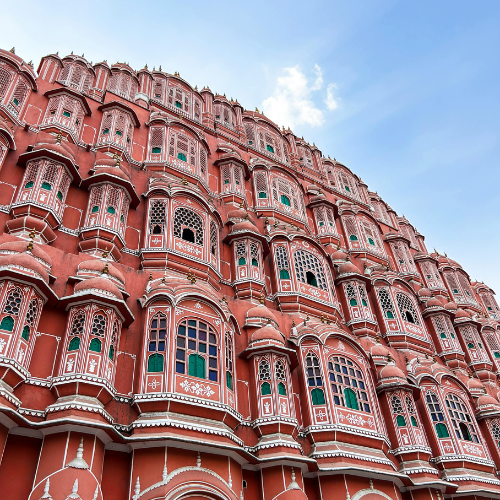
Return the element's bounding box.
[325,83,339,111]
[311,64,323,91]
[262,65,337,129]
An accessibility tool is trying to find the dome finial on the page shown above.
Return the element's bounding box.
[10,47,15,54]
[67,437,89,469]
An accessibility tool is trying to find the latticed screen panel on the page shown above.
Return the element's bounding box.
[259,359,271,380]
[275,360,286,381]
[275,246,289,271]
[3,287,22,315]
[149,201,166,233]
[396,293,421,326]
[293,250,327,290]
[91,314,106,337]
[377,288,396,320]
[390,395,404,414]
[173,207,204,245]
[254,171,269,200]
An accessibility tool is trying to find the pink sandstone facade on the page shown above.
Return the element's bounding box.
[0,46,499,500]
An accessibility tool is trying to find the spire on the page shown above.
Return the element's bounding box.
[287,468,300,490]
[67,479,81,499]
[162,464,168,481]
[66,438,89,469]
[40,478,53,499]
[10,47,15,54]
[133,477,141,499]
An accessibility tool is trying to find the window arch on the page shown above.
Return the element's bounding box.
[148,312,167,354]
[305,353,325,405]
[254,171,269,200]
[225,331,233,390]
[175,319,218,382]
[293,250,327,290]
[149,200,167,235]
[68,311,85,351]
[210,221,218,257]
[405,394,419,427]
[275,359,287,395]
[395,293,420,325]
[259,359,271,395]
[173,207,203,246]
[89,338,102,352]
[328,356,371,413]
[0,65,13,98]
[22,299,39,342]
[445,393,479,443]
[3,287,22,316]
[377,288,396,319]
[270,177,303,216]
[426,391,450,438]
[275,246,290,280]
[109,321,119,360]
[390,395,406,426]
[236,241,247,266]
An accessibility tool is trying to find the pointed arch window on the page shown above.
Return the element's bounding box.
[225,331,233,390]
[176,319,218,382]
[396,293,420,325]
[426,391,450,438]
[275,359,287,395]
[328,356,371,413]
[405,394,419,427]
[293,250,327,290]
[445,393,479,442]
[148,312,167,353]
[305,353,325,405]
[149,200,167,235]
[377,288,396,320]
[173,207,203,246]
[275,245,290,280]
[259,358,272,395]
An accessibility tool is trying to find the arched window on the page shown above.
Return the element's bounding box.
[225,332,233,390]
[91,314,106,339]
[68,337,80,351]
[259,359,271,395]
[306,353,326,405]
[328,356,371,413]
[271,177,303,215]
[236,241,247,265]
[254,171,269,200]
[175,319,218,381]
[250,242,260,268]
[109,321,119,361]
[22,299,39,342]
[68,311,85,350]
[148,313,167,353]
[426,391,450,438]
[275,246,290,280]
[293,250,327,290]
[275,360,287,395]
[405,394,418,427]
[377,288,396,319]
[149,200,166,235]
[396,293,420,325]
[210,221,218,257]
[390,395,406,426]
[445,393,479,443]
[173,207,203,246]
[489,420,500,449]
[0,316,14,331]
[3,287,22,316]
[89,338,102,352]
[148,353,164,372]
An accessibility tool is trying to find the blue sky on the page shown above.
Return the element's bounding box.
[2,0,500,290]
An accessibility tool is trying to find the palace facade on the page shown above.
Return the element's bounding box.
[0,46,499,500]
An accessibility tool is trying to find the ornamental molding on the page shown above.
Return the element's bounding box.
[300,424,391,447]
[179,380,215,397]
[311,449,396,469]
[133,391,242,422]
[51,374,117,395]
[45,400,113,423]
[431,454,495,468]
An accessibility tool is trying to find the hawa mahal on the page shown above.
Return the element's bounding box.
[0,46,499,500]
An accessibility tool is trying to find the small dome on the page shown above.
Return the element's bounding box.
[338,260,361,275]
[74,277,123,300]
[33,137,75,160]
[246,303,277,324]
[455,308,470,319]
[0,253,49,282]
[232,220,257,233]
[0,240,52,268]
[477,394,500,407]
[417,287,432,298]
[310,193,327,203]
[445,301,458,311]
[371,343,389,357]
[77,258,125,285]
[227,208,248,220]
[250,325,285,344]
[92,165,130,181]
[331,248,348,261]
[425,297,442,309]
[467,377,484,390]
[378,363,406,380]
